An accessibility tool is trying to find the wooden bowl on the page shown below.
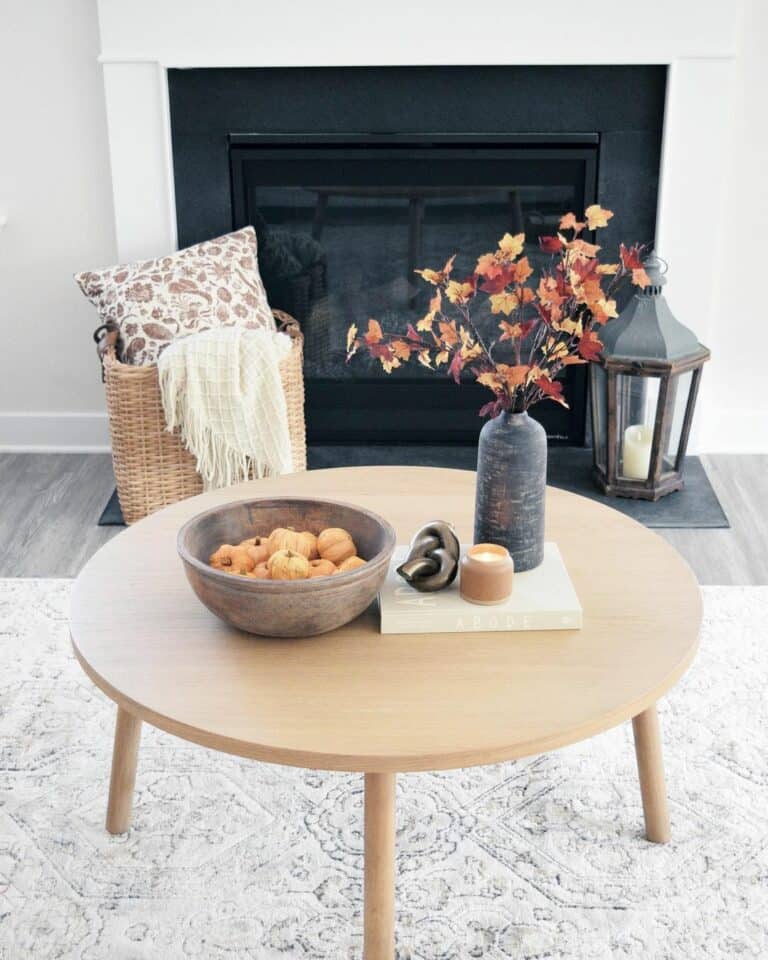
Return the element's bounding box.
[177,497,397,638]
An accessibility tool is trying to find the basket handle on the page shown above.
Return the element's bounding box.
[272,309,302,340]
[93,321,119,380]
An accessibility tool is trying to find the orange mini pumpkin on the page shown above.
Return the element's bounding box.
[268,549,310,580]
[338,555,366,573]
[308,558,337,578]
[317,528,356,565]
[245,540,270,565]
[209,544,236,569]
[223,545,256,576]
[247,561,271,580]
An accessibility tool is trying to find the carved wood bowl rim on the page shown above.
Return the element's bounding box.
[176,495,397,593]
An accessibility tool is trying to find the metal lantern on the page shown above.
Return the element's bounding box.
[590,256,710,500]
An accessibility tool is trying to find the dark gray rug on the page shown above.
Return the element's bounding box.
[98,447,728,529]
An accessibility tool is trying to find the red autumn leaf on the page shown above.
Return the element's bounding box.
[620,243,643,270]
[539,236,564,254]
[367,341,394,361]
[534,376,569,407]
[478,397,507,418]
[479,265,515,295]
[405,323,421,342]
[447,350,464,384]
[577,328,603,362]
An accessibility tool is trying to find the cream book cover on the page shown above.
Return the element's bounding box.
[379,542,582,634]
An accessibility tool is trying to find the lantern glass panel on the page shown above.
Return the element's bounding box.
[661,369,693,472]
[615,372,662,482]
[590,364,608,472]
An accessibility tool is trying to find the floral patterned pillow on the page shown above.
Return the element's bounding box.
[76,227,275,365]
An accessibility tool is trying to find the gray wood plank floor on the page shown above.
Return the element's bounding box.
[0,453,765,583]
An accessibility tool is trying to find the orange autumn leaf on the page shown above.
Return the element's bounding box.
[584,204,614,230]
[438,321,459,347]
[568,238,601,260]
[489,291,519,315]
[537,276,567,307]
[495,363,530,388]
[592,298,619,324]
[414,253,456,285]
[476,370,504,393]
[346,323,358,353]
[475,252,504,279]
[434,348,449,366]
[417,288,442,331]
[499,320,523,340]
[620,243,650,285]
[364,318,383,344]
[497,232,525,260]
[417,349,433,369]
[597,262,620,275]
[559,212,585,233]
[556,316,583,337]
[512,256,533,284]
[390,339,413,361]
[632,267,651,287]
[445,279,476,305]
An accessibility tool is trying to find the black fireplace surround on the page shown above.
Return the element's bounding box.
[168,66,665,454]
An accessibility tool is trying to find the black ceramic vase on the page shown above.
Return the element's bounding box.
[474,411,547,572]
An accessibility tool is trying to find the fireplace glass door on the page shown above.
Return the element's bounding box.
[230,135,598,445]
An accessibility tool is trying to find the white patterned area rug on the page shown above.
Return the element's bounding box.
[1,581,767,960]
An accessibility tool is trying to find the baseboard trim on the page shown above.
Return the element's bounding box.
[0,413,110,452]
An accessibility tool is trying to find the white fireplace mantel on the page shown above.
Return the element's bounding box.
[96,0,745,451]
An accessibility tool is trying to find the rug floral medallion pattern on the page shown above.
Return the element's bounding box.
[1,580,766,959]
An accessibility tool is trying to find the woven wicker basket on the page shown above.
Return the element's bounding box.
[102,310,306,524]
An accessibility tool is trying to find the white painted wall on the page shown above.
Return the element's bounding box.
[1,0,766,451]
[701,0,768,452]
[0,0,115,450]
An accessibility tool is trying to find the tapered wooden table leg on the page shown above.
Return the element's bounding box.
[106,706,142,835]
[364,772,396,959]
[632,705,670,843]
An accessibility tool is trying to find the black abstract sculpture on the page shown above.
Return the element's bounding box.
[396,521,461,592]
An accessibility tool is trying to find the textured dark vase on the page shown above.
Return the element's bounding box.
[474,411,547,572]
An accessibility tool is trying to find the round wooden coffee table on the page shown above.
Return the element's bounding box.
[71,466,702,959]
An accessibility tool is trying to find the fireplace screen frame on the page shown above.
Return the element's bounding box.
[229,133,600,446]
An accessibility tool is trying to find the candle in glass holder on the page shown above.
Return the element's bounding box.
[460,543,515,605]
[622,423,653,480]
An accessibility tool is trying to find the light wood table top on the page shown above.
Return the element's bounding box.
[71,466,702,774]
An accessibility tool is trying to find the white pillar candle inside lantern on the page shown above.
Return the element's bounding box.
[622,424,653,480]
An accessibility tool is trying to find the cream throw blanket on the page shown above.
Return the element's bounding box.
[158,326,293,490]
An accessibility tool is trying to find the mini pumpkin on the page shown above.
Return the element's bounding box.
[267,527,315,559]
[245,540,270,565]
[223,545,256,576]
[338,555,366,573]
[247,561,271,580]
[317,527,356,565]
[209,544,236,569]
[308,558,337,578]
[268,549,310,580]
[300,530,319,560]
